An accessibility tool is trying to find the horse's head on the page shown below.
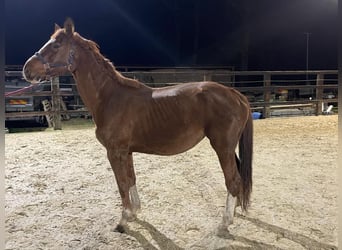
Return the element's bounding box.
[23,18,76,84]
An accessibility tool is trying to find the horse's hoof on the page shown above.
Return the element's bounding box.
[216,225,233,239]
[114,224,126,233]
[127,214,137,222]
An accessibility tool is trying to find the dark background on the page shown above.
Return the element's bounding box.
[5,0,338,70]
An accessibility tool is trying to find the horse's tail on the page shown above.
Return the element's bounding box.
[237,111,253,211]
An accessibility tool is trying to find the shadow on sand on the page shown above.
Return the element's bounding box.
[125,218,184,250]
[225,213,337,250]
[124,215,337,250]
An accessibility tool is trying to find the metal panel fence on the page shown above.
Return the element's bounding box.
[5,69,338,129]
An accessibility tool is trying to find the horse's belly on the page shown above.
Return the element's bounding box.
[131,127,205,155]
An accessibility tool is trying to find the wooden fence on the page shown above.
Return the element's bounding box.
[5,69,338,129]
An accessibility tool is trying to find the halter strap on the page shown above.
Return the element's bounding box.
[34,46,75,72]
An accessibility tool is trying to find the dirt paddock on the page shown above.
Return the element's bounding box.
[5,115,338,249]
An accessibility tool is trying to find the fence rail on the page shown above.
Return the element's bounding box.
[5,69,338,129]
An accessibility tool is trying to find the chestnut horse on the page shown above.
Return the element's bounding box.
[23,18,253,233]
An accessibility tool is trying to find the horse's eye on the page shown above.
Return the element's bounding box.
[52,43,60,49]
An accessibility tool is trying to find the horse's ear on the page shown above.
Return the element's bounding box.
[64,18,75,37]
[54,23,61,32]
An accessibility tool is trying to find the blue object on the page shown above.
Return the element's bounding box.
[252,112,261,120]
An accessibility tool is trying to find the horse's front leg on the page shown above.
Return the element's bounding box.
[127,153,141,214]
[107,148,135,233]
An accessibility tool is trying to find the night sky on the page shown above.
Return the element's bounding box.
[5,0,338,70]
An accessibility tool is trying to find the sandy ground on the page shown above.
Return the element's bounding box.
[5,115,338,250]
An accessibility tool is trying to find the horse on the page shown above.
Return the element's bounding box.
[23,18,253,234]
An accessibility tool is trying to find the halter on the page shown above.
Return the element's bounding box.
[34,46,75,73]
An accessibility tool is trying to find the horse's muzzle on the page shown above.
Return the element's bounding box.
[22,57,49,84]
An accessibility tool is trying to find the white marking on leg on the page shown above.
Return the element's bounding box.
[221,192,237,228]
[119,208,134,227]
[226,192,237,224]
[129,185,141,213]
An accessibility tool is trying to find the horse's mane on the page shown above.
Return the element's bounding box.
[73,32,141,88]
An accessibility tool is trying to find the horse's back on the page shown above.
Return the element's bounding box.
[153,81,248,108]
[149,81,250,129]
[186,81,250,118]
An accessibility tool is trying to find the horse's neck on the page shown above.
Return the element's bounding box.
[71,50,123,115]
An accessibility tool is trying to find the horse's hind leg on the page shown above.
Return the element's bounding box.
[127,153,141,214]
[217,151,241,232]
[207,132,242,232]
[222,189,237,229]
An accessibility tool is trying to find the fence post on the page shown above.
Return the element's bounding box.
[263,73,271,118]
[51,77,62,130]
[315,73,324,116]
[203,71,212,81]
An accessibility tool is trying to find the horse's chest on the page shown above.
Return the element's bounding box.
[95,128,108,146]
[95,119,134,148]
